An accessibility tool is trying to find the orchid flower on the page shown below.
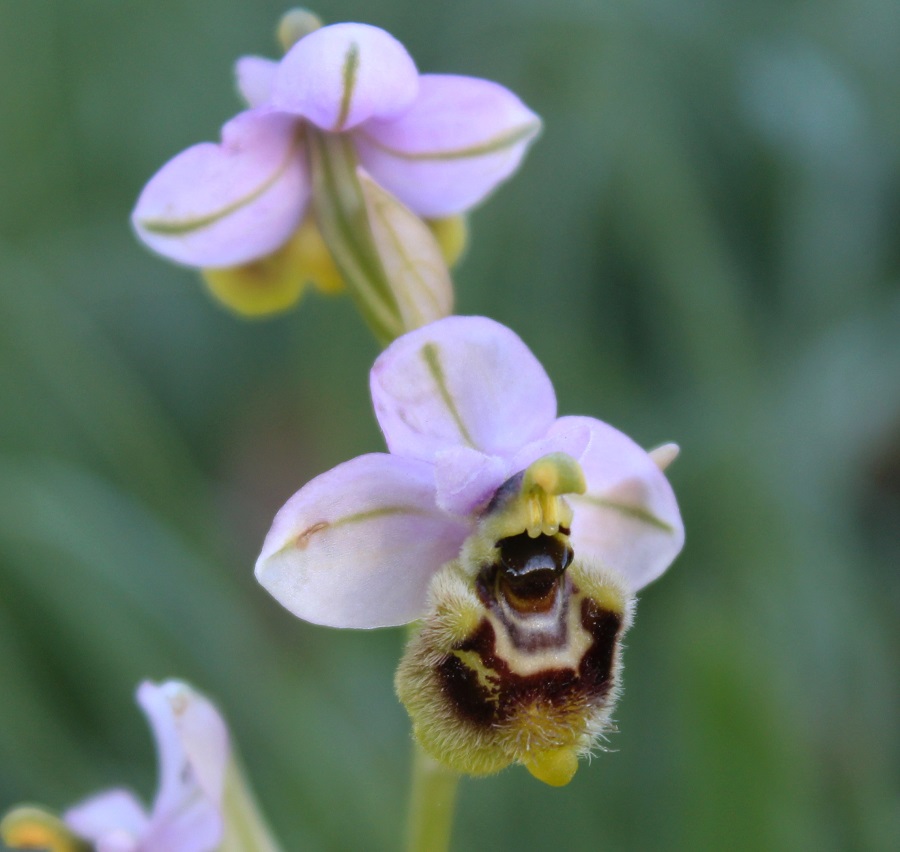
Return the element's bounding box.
[132,16,541,328]
[63,681,229,852]
[255,316,684,785]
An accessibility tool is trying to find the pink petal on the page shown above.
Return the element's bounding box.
[235,56,278,107]
[138,681,228,852]
[65,790,148,847]
[433,446,510,516]
[132,110,309,267]
[354,74,541,217]
[97,834,143,852]
[143,803,222,852]
[370,316,557,462]
[255,453,471,628]
[271,23,419,132]
[510,419,594,474]
[551,417,685,592]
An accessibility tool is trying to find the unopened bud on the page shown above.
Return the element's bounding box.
[648,442,680,471]
[277,8,323,53]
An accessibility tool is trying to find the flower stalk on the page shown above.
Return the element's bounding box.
[307,128,405,343]
[220,759,284,852]
[406,743,459,852]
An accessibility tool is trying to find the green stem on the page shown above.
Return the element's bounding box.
[406,743,460,852]
[219,759,284,852]
[307,128,404,345]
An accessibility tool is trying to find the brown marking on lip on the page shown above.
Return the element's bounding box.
[578,597,622,689]
[296,521,329,548]
[436,596,623,730]
[438,648,498,726]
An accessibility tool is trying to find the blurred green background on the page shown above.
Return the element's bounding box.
[1,0,898,849]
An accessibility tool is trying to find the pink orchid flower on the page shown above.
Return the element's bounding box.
[132,22,541,270]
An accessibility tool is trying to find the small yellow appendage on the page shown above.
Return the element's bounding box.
[1,806,84,851]
[521,453,586,537]
[202,216,343,318]
[524,747,579,787]
[427,216,468,268]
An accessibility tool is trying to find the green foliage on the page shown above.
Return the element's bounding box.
[1,0,898,849]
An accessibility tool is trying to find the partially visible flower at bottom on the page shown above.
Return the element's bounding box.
[65,681,229,852]
[255,315,684,785]
[1,681,230,852]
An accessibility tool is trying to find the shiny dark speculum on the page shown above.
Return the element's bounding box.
[478,532,574,606]
[497,532,573,578]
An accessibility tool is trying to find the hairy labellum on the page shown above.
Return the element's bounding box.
[396,489,634,787]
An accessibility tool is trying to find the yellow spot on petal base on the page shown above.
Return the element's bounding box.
[202,216,343,318]
[427,215,468,268]
[524,747,579,787]
[1,806,85,851]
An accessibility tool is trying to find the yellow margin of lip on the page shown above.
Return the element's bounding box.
[523,747,579,787]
